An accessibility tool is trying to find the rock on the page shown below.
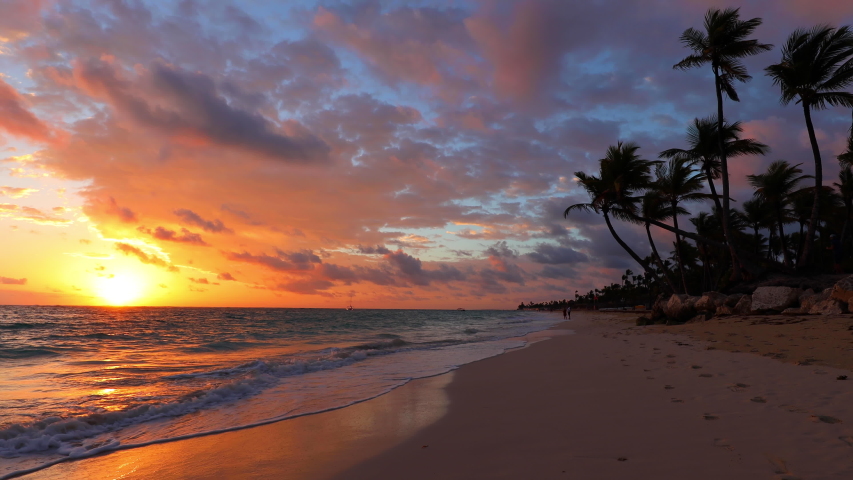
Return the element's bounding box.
[799,288,829,312]
[686,313,711,323]
[715,305,733,316]
[751,286,803,312]
[733,295,752,315]
[809,298,848,315]
[781,307,805,315]
[695,292,728,313]
[831,275,853,304]
[663,294,700,322]
[723,293,745,307]
[650,294,668,320]
[636,317,652,326]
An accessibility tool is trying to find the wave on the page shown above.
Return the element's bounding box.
[0,323,40,330]
[0,347,61,359]
[182,340,268,353]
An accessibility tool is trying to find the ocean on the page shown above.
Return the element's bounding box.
[0,306,558,477]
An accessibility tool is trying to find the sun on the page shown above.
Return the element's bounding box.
[95,273,145,306]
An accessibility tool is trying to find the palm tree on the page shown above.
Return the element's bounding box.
[690,212,716,292]
[661,116,769,216]
[674,8,772,281]
[641,195,681,293]
[747,161,811,267]
[838,111,853,166]
[652,158,709,294]
[765,25,853,266]
[739,197,772,255]
[835,166,853,249]
[565,142,659,278]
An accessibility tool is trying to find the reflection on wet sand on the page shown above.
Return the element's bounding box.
[32,373,453,480]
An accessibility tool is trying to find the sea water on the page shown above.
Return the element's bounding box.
[0,306,557,477]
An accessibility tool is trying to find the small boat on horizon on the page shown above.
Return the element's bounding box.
[346,293,354,311]
[456,308,465,311]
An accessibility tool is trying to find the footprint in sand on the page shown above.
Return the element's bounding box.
[670,398,684,403]
[664,385,675,390]
[646,376,655,380]
[750,396,767,403]
[702,414,719,420]
[699,373,713,378]
[780,405,809,414]
[728,383,750,392]
[713,438,733,451]
[810,415,842,424]
[665,354,676,358]
[690,365,702,369]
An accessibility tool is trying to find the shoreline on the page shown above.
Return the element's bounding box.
[25,311,853,479]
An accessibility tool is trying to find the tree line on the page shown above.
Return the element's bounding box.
[564,8,853,297]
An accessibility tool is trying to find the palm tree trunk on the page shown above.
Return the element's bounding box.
[796,221,805,263]
[704,163,725,219]
[603,209,655,278]
[672,201,689,294]
[714,68,741,281]
[646,223,678,294]
[777,206,791,267]
[799,102,822,267]
[753,226,760,254]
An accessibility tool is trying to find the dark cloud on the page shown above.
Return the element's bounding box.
[114,242,178,271]
[174,209,232,234]
[0,276,27,285]
[357,244,392,255]
[526,243,588,264]
[138,226,207,245]
[384,250,466,286]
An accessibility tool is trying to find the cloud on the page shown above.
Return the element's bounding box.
[217,272,237,281]
[0,276,27,285]
[384,250,466,286]
[138,226,208,245]
[114,242,177,271]
[357,244,392,255]
[0,186,38,198]
[174,209,232,234]
[526,243,588,264]
[72,58,330,163]
[0,78,54,142]
[223,249,320,272]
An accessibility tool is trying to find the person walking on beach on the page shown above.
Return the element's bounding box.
[566,305,571,320]
[562,306,567,319]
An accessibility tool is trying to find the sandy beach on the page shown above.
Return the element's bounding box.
[24,310,853,480]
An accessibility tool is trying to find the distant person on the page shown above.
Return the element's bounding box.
[562,306,567,319]
[829,234,844,273]
[566,305,571,319]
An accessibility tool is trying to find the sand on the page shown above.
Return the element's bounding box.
[24,311,853,480]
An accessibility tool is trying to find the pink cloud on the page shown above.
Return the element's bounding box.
[0,78,54,142]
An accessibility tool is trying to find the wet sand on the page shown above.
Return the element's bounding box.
[26,311,853,480]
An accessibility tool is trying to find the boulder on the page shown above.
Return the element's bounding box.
[830,275,853,304]
[733,295,752,315]
[751,286,803,312]
[686,313,712,323]
[715,305,733,316]
[695,292,728,313]
[809,298,848,315]
[663,294,700,322]
[781,307,805,315]
[799,288,830,312]
[650,294,668,320]
[724,293,746,307]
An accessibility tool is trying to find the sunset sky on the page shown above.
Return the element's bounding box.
[2,0,853,308]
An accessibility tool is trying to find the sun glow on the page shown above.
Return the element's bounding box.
[96,273,145,306]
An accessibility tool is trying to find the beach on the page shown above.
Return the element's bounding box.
[22,310,853,480]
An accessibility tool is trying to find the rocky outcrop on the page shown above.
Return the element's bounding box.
[663,294,700,322]
[809,298,848,315]
[715,305,733,316]
[694,292,728,313]
[751,286,802,312]
[650,294,668,320]
[781,307,805,315]
[799,288,830,312]
[830,275,853,304]
[733,295,752,315]
[724,293,745,307]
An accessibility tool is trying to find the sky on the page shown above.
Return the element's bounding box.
[1,0,853,309]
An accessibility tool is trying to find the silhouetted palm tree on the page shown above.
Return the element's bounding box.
[747,161,811,267]
[565,143,659,277]
[661,116,768,216]
[674,7,772,281]
[652,158,709,294]
[739,197,772,255]
[835,166,853,248]
[641,195,681,293]
[765,25,853,266]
